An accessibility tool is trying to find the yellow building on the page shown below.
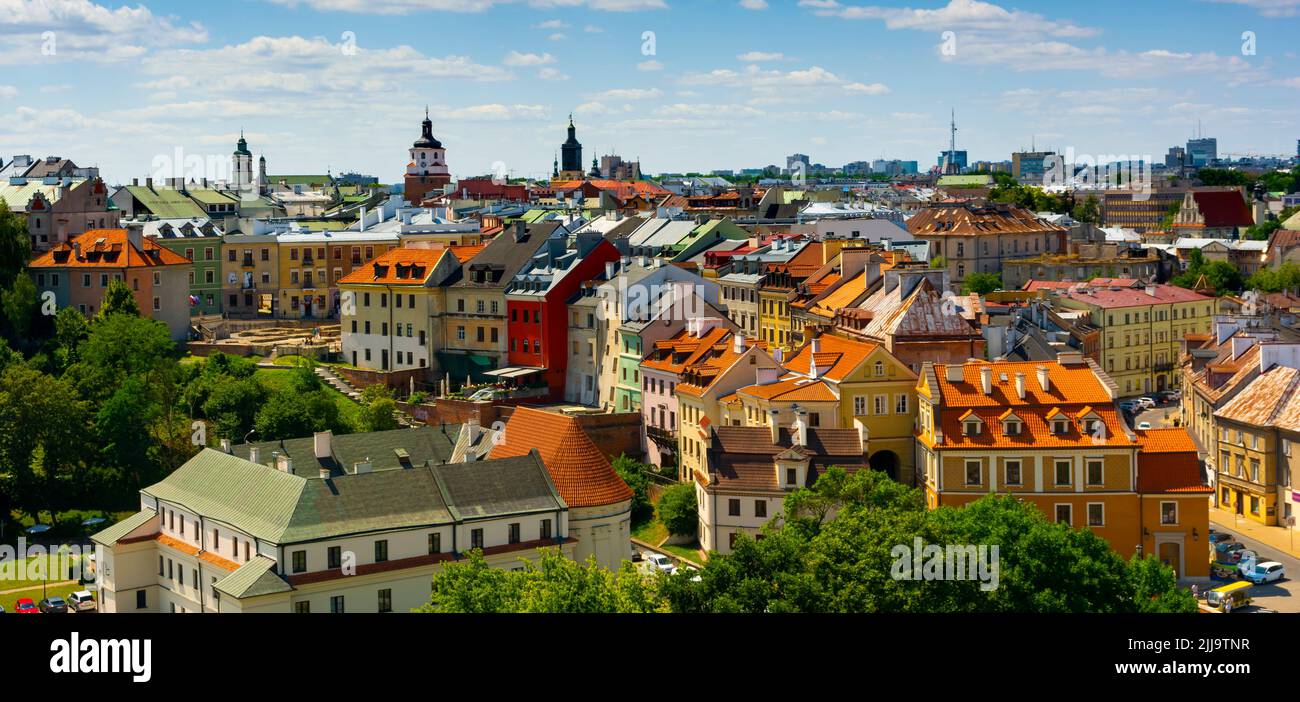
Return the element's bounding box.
[1051,283,1217,396]
[916,355,1210,579]
[221,233,280,318]
[1213,365,1300,526]
[727,331,918,483]
[277,232,399,320]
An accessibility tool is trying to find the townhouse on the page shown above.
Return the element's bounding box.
[29,228,192,340]
[695,421,870,554]
[758,241,826,350]
[276,231,401,320]
[134,218,225,316]
[221,233,280,318]
[717,237,806,338]
[1051,283,1218,397]
[92,433,573,613]
[1213,352,1300,529]
[727,330,919,483]
[1,175,118,252]
[915,355,1209,579]
[907,203,1067,292]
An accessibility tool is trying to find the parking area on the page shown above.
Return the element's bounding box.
[1119,393,1181,430]
[1203,526,1298,613]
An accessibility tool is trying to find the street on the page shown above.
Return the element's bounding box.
[1205,523,1299,613]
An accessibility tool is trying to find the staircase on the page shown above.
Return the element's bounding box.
[315,365,363,402]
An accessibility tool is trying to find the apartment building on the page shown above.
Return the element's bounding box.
[907,203,1067,291]
[1,175,118,251]
[1051,283,1217,396]
[91,436,572,613]
[277,231,400,320]
[915,356,1209,579]
[221,233,280,318]
[28,228,191,340]
[135,218,225,316]
[1214,358,1300,528]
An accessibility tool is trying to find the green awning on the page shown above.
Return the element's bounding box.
[436,352,496,384]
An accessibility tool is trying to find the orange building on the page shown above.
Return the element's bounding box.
[29,228,192,340]
[916,354,1209,580]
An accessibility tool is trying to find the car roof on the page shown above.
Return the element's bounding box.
[71,590,92,597]
[1258,561,1283,568]
[1211,581,1252,593]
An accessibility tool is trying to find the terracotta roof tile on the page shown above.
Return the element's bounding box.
[30,229,191,269]
[488,406,633,507]
[338,247,446,286]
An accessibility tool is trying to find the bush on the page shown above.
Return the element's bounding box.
[612,454,654,525]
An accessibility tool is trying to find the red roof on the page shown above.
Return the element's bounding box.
[1189,190,1253,229]
[29,229,191,269]
[337,247,446,286]
[487,406,634,508]
[1136,428,1210,493]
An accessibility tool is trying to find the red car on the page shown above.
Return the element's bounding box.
[14,598,39,614]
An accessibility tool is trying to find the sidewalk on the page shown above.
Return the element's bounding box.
[1209,506,1300,560]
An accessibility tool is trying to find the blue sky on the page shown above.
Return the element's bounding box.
[1,0,1298,184]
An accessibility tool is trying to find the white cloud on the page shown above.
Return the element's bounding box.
[802,0,1098,38]
[264,0,669,14]
[547,32,568,41]
[737,51,786,62]
[503,50,556,66]
[844,81,890,95]
[583,87,663,100]
[637,60,664,71]
[1204,0,1300,17]
[739,0,768,9]
[0,85,15,98]
[538,67,569,81]
[0,0,209,64]
[533,19,568,28]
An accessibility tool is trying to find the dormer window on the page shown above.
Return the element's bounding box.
[1052,419,1069,435]
[1003,419,1021,436]
[963,419,981,436]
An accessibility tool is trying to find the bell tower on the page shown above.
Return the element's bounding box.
[405,107,452,205]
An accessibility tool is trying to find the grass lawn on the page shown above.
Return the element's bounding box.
[0,584,82,613]
[661,542,704,566]
[253,367,364,431]
[0,552,91,591]
[632,518,667,546]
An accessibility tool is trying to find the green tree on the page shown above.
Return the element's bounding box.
[417,549,667,613]
[658,481,698,538]
[962,272,1002,295]
[1072,194,1101,224]
[70,314,177,401]
[202,377,269,441]
[1,274,38,345]
[0,365,91,519]
[360,397,400,433]
[0,200,31,290]
[254,389,342,440]
[96,278,141,320]
[49,306,91,373]
[612,454,654,525]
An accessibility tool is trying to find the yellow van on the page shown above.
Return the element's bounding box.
[1203,581,1252,613]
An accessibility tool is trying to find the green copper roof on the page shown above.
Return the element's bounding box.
[90,508,157,546]
[213,556,292,599]
[144,449,308,543]
[122,186,208,219]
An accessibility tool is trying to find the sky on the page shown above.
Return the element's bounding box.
[0,0,1298,185]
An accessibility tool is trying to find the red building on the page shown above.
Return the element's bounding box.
[505,229,621,400]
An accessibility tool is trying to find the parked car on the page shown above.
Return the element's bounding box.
[1119,401,1140,413]
[38,596,69,614]
[1233,548,1257,565]
[1136,397,1157,409]
[66,590,96,612]
[1243,562,1286,585]
[630,546,643,563]
[646,553,676,575]
[1137,422,1153,430]
[1215,541,1247,559]
[13,598,38,614]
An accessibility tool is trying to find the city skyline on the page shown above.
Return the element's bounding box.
[1,0,1299,183]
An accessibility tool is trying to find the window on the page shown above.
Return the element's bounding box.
[963,419,981,436]
[1005,460,1022,486]
[964,460,981,486]
[540,519,552,540]
[330,596,345,614]
[1087,503,1104,527]
[1055,504,1072,526]
[895,394,908,414]
[295,601,310,614]
[378,589,393,613]
[755,500,767,518]
[136,591,146,609]
[1086,460,1104,486]
[292,550,306,573]
[853,397,867,416]
[1160,501,1178,525]
[728,498,741,516]
[508,523,521,545]
[786,468,797,486]
[1055,460,1072,486]
[1052,419,1069,435]
[874,361,885,376]
[429,533,441,554]
[471,528,484,550]
[327,546,342,569]
[374,540,388,563]
[874,395,887,415]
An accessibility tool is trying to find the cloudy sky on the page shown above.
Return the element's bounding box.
[1,0,1298,184]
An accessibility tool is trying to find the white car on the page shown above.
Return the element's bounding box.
[67,590,96,612]
[646,553,676,575]
[1137,422,1153,430]
[1244,561,1286,585]
[1136,397,1157,409]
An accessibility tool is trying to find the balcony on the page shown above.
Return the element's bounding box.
[240,257,255,268]
[1154,362,1175,373]
[646,424,677,448]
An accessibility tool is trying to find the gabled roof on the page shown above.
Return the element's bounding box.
[1216,365,1300,430]
[29,228,191,269]
[488,406,634,508]
[337,247,446,286]
[1135,429,1210,494]
[782,333,879,382]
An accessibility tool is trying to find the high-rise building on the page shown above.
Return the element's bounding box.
[1165,146,1188,170]
[1187,137,1217,168]
[786,153,810,174]
[1012,151,1056,184]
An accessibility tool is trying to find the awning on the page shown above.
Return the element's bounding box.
[482,367,544,380]
[436,351,497,385]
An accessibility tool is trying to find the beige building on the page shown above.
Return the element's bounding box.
[92,433,574,613]
[907,203,1067,291]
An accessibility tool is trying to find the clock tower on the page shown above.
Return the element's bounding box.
[405,108,451,205]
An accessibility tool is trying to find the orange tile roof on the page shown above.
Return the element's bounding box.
[1135,428,1199,454]
[641,325,733,375]
[448,244,486,263]
[156,534,199,556]
[811,269,869,317]
[338,247,446,286]
[782,333,877,382]
[931,360,1113,407]
[198,550,241,572]
[737,375,838,402]
[488,406,634,508]
[1137,448,1211,494]
[30,229,190,269]
[934,405,1133,449]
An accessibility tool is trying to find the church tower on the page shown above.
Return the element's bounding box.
[231,131,254,192]
[558,115,584,180]
[405,108,452,206]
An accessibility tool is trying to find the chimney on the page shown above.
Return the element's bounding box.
[810,334,822,354]
[319,467,331,479]
[359,206,367,232]
[467,415,481,445]
[219,438,232,454]
[514,221,527,242]
[1014,372,1026,400]
[756,366,780,386]
[979,366,992,395]
[313,431,333,459]
[1036,365,1051,393]
[945,364,963,383]
[733,333,745,354]
[1145,285,1157,297]
[145,177,153,189]
[249,446,261,465]
[1058,352,1085,366]
[132,178,139,187]
[794,409,809,447]
[354,458,372,475]
[768,409,781,444]
[605,261,616,279]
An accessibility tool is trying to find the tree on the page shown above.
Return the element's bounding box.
[1072,194,1101,224]
[96,278,141,320]
[70,314,177,401]
[201,377,269,440]
[658,481,698,538]
[0,365,91,519]
[360,397,400,433]
[0,200,30,290]
[612,454,654,525]
[962,272,1002,295]
[417,549,667,614]
[254,389,342,440]
[1,274,38,345]
[48,306,90,373]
